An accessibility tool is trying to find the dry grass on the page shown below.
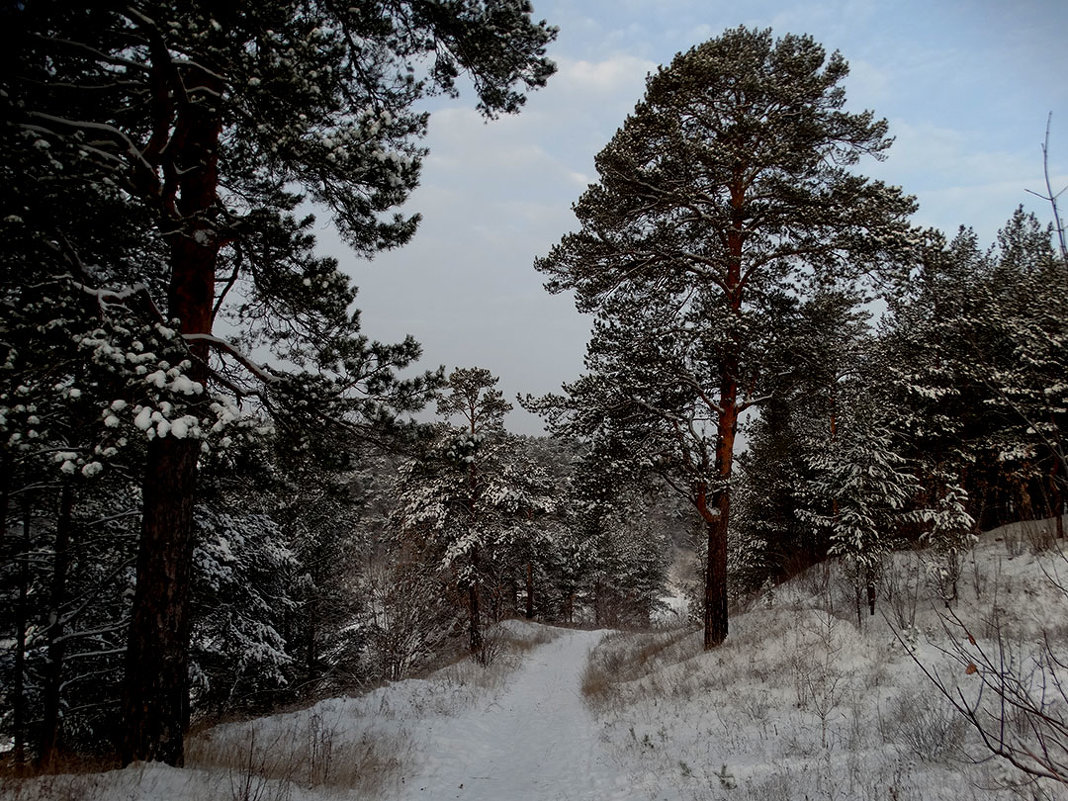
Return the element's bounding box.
[187,711,403,800]
[0,771,115,801]
[581,627,697,710]
[0,752,126,801]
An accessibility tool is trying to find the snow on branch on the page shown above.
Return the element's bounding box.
[26,111,159,185]
[182,333,277,385]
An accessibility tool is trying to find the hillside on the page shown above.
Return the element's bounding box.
[5,519,1068,801]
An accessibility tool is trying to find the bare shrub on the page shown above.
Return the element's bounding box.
[970,550,987,600]
[908,585,1068,790]
[220,727,294,801]
[798,560,833,606]
[0,771,113,801]
[882,553,924,628]
[883,688,968,762]
[793,611,846,748]
[1022,519,1057,554]
[1002,527,1026,558]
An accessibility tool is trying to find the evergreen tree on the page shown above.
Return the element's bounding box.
[2,1,556,764]
[400,368,514,661]
[880,212,1067,533]
[801,405,920,623]
[734,285,873,585]
[535,26,915,647]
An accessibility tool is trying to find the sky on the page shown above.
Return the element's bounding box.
[321,0,1068,434]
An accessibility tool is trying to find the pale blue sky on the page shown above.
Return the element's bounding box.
[327,0,1068,433]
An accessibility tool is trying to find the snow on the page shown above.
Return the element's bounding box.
[389,627,631,801]
[7,523,1068,801]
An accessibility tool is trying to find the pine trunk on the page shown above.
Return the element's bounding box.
[699,176,744,650]
[13,496,31,771]
[120,67,221,765]
[468,548,484,661]
[700,485,730,649]
[1050,461,1064,539]
[866,569,877,616]
[525,561,535,619]
[701,323,739,647]
[121,436,200,765]
[39,482,75,767]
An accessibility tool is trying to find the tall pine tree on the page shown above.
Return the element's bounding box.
[535,26,915,647]
[2,2,555,765]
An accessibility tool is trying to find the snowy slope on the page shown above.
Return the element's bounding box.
[6,521,1068,801]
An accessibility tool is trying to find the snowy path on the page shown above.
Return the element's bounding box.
[396,628,634,801]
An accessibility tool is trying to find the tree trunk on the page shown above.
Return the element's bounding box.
[121,67,222,765]
[854,580,862,627]
[121,436,200,766]
[866,568,877,616]
[701,361,738,649]
[1050,461,1064,539]
[699,184,743,650]
[525,561,535,620]
[13,495,31,772]
[702,500,729,649]
[306,597,318,685]
[39,482,75,767]
[468,548,484,662]
[0,451,8,550]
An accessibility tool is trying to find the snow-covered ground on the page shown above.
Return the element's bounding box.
[6,519,1068,800]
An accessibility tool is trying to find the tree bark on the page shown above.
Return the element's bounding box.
[866,568,877,616]
[121,436,200,766]
[1050,461,1063,539]
[13,495,31,772]
[699,178,743,650]
[121,65,222,765]
[525,561,534,619]
[39,481,75,767]
[467,548,484,661]
[700,483,730,649]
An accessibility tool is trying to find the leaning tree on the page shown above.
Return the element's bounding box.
[2,1,555,765]
[535,26,916,647]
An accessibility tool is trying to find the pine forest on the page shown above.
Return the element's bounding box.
[2,5,1068,800]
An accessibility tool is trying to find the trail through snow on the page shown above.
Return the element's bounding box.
[396,628,633,801]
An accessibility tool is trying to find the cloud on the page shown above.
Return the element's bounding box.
[554,54,655,95]
[861,119,1064,238]
[322,1,1068,434]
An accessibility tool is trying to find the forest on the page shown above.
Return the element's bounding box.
[2,2,1067,795]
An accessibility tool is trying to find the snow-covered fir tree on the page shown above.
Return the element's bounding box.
[801,406,921,623]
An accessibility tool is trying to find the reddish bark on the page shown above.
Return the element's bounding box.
[699,394,736,650]
[698,174,744,649]
[120,436,200,766]
[121,72,222,766]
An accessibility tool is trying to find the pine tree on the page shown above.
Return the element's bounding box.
[735,285,874,584]
[535,26,915,647]
[880,212,1067,533]
[801,405,920,623]
[2,2,556,764]
[399,368,513,661]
